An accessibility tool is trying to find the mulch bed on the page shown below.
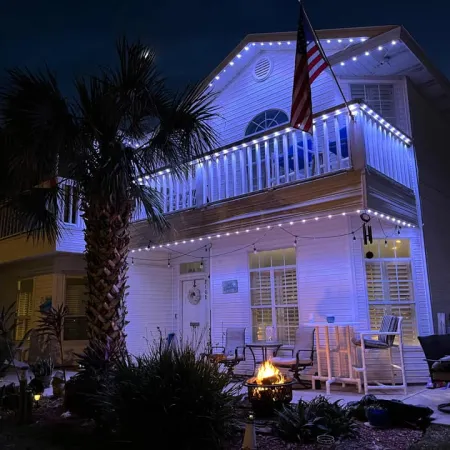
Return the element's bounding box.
[225,420,423,450]
[0,396,439,450]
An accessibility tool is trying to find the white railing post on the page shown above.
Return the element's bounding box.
[348,107,366,171]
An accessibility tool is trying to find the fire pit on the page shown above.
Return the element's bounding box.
[245,360,294,417]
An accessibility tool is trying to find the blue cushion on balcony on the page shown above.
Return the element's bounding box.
[285,127,349,172]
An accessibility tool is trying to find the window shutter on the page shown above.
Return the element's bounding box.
[365,262,383,301]
[274,268,297,305]
[16,280,33,340]
[385,262,413,302]
[250,271,272,306]
[65,279,87,316]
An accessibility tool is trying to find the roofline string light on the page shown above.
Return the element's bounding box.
[134,102,411,185]
[130,209,415,253]
[207,37,397,90]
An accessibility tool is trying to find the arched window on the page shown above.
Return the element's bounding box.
[245,109,289,137]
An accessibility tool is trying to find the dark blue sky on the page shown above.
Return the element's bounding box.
[1,0,449,93]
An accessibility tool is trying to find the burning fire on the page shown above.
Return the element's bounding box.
[255,360,285,385]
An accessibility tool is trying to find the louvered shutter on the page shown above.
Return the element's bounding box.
[65,279,87,315]
[251,308,273,341]
[385,262,413,302]
[16,280,33,341]
[250,271,272,306]
[350,84,396,125]
[274,269,297,305]
[365,262,383,301]
[276,307,299,345]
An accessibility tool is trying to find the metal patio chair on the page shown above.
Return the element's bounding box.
[352,314,407,395]
[207,327,246,377]
[271,327,315,388]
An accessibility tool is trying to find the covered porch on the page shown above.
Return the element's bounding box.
[126,211,433,395]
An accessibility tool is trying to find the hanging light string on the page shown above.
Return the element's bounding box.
[130,232,270,264]
[131,216,371,266]
[129,210,415,265]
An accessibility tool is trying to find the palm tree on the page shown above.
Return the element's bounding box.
[0,38,217,354]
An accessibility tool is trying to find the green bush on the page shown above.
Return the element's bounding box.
[96,340,241,449]
[276,395,358,443]
[64,340,121,420]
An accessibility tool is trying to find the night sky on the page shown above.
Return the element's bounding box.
[1,0,449,93]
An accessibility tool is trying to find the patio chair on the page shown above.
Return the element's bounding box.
[207,327,246,377]
[271,327,315,388]
[352,315,407,395]
[418,334,450,413]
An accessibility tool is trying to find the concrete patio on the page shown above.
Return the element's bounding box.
[291,384,450,425]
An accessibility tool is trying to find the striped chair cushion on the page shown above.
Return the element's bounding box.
[351,337,389,349]
[378,315,399,346]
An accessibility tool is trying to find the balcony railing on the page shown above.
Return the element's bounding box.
[0,102,414,241]
[134,102,413,220]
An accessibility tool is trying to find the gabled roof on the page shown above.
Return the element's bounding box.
[204,25,450,115]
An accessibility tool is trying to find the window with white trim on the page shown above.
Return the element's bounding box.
[350,83,396,125]
[64,277,88,340]
[364,238,417,345]
[249,248,299,344]
[16,279,33,341]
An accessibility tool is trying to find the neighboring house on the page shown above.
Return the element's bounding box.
[1,25,449,382]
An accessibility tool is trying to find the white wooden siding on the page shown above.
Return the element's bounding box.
[126,255,174,356]
[211,49,341,147]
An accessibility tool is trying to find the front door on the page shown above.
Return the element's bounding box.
[181,278,208,351]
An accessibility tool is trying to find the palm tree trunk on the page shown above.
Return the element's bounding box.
[82,198,132,354]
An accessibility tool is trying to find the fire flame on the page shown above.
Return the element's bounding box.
[255,360,285,385]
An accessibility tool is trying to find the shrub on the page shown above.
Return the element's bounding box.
[276,395,358,443]
[64,339,121,420]
[96,340,241,449]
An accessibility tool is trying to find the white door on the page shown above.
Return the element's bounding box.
[181,278,208,350]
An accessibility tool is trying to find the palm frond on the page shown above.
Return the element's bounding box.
[0,68,78,242]
[131,183,168,232]
[138,83,218,180]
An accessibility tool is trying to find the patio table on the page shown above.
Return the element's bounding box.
[305,322,362,395]
[246,341,282,374]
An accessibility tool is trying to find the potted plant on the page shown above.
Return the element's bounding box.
[365,403,390,428]
[30,357,54,388]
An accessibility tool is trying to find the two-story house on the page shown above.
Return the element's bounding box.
[1,25,449,383]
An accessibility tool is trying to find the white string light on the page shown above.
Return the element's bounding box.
[207,36,381,90]
[131,209,415,253]
[134,101,411,186]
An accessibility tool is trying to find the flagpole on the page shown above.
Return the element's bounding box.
[300,2,354,119]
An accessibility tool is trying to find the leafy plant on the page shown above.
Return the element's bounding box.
[1,37,218,356]
[30,356,54,377]
[64,339,123,419]
[91,339,241,449]
[276,395,358,443]
[37,305,67,381]
[0,302,32,380]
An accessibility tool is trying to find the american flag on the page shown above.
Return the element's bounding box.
[290,5,328,134]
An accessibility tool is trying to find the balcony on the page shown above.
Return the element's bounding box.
[0,101,415,258]
[133,101,414,222]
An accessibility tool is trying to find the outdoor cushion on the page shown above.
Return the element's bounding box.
[432,371,450,382]
[352,337,389,349]
[432,355,450,372]
[271,356,312,366]
[223,354,244,361]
